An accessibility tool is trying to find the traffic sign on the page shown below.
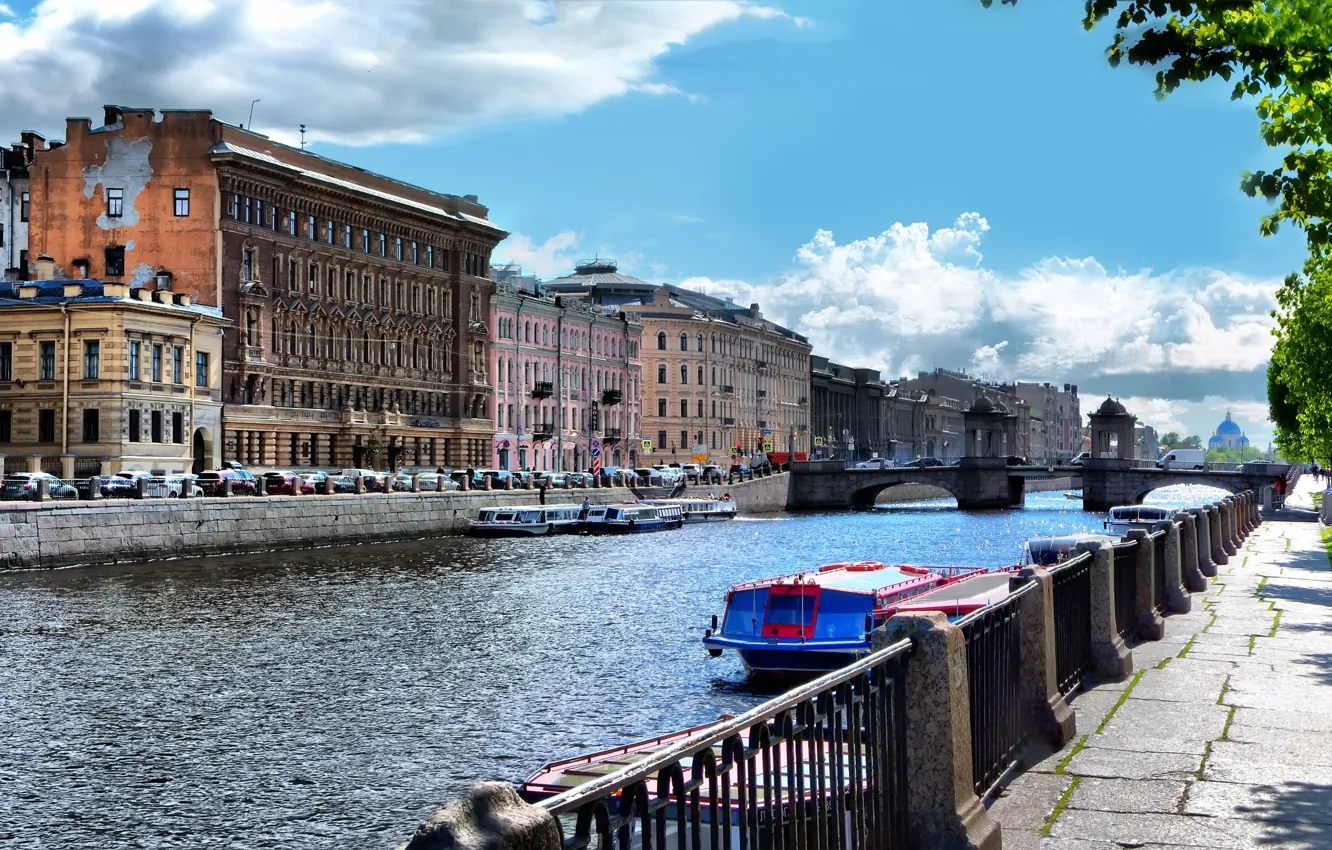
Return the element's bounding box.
[641,438,653,454]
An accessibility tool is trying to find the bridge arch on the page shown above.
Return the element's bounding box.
[848,475,963,509]
[1126,475,1246,505]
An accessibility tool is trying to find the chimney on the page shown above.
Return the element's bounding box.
[18,284,39,299]
[103,105,124,127]
[19,132,46,154]
[153,289,172,304]
[34,255,56,281]
[121,108,155,136]
[47,140,64,151]
[66,117,92,140]
[103,281,129,298]
[173,293,192,307]
[62,282,84,298]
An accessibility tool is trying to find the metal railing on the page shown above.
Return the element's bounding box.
[1151,530,1168,614]
[1112,542,1138,639]
[1049,552,1093,696]
[538,638,913,850]
[958,581,1033,800]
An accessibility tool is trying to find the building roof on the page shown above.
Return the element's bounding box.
[0,279,224,319]
[1214,411,1243,436]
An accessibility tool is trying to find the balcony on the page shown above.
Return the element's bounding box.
[602,388,623,406]
[533,424,555,441]
[755,360,768,370]
[531,381,553,399]
[720,385,734,395]
[603,427,622,442]
[757,389,767,398]
[723,417,735,426]
[568,389,580,401]
[758,420,768,428]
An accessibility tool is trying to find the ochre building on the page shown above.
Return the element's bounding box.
[26,106,506,471]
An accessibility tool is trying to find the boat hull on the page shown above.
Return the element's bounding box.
[580,518,683,534]
[467,523,553,538]
[682,511,736,523]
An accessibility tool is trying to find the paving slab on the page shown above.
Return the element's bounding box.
[1128,667,1229,703]
[1062,746,1201,781]
[1048,809,1269,848]
[1093,699,1230,755]
[988,771,1071,831]
[1065,777,1186,815]
[1184,779,1332,827]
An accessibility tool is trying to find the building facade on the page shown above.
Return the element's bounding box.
[0,277,226,477]
[27,106,506,472]
[1,133,38,282]
[489,274,642,472]
[543,261,812,465]
[809,357,888,462]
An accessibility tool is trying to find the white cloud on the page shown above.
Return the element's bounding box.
[495,230,582,278]
[1109,395,1274,446]
[0,0,797,145]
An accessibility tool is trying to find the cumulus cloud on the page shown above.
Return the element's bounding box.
[0,0,795,145]
[1109,395,1275,445]
[494,230,583,279]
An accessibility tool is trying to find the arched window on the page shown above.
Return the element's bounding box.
[657,331,666,350]
[679,332,688,351]
[696,333,704,352]
[680,399,688,418]
[525,321,531,342]
[286,322,296,354]
[245,309,258,347]
[657,364,667,384]
[680,364,688,384]
[697,365,704,385]
[697,399,704,417]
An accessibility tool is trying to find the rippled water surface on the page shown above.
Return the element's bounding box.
[0,485,1227,848]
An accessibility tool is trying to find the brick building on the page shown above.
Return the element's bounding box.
[27,106,506,471]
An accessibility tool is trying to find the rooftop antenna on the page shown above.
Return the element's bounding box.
[299,124,307,150]
[247,98,261,130]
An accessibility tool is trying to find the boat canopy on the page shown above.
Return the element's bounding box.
[1107,505,1172,524]
[1023,534,1117,566]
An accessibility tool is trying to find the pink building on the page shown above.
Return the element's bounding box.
[489,271,642,472]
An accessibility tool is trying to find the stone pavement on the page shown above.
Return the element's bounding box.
[990,478,1332,849]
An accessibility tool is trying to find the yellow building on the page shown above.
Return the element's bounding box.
[0,275,227,477]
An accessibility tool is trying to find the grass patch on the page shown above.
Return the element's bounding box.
[1323,526,1332,569]
[1156,655,1174,670]
[1220,705,1237,741]
[1247,634,1257,653]
[1196,740,1215,780]
[1217,675,1231,706]
[1097,670,1146,733]
[1055,734,1089,775]
[1270,609,1282,637]
[1255,575,1267,594]
[1178,634,1198,658]
[1041,775,1082,836]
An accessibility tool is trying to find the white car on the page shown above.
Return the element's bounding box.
[855,458,892,469]
[164,475,205,498]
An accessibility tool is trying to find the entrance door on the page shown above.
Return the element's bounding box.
[498,448,510,470]
[192,429,207,474]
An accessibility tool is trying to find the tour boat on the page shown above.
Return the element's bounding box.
[890,572,1015,620]
[702,562,997,677]
[467,505,585,537]
[1104,505,1172,537]
[638,496,737,523]
[579,502,685,534]
[1022,534,1118,567]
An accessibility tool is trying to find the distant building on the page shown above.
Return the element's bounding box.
[809,357,886,461]
[1207,411,1250,451]
[1,132,39,281]
[1135,424,1160,461]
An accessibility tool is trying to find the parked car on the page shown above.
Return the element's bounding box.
[702,464,727,480]
[1,472,78,500]
[908,457,946,468]
[76,475,137,499]
[413,472,459,492]
[855,458,892,469]
[297,471,353,493]
[729,462,752,477]
[1003,456,1031,467]
[1064,452,1090,466]
[196,469,257,496]
[678,463,705,481]
[633,467,665,486]
[163,475,204,497]
[116,470,171,498]
[653,465,683,484]
[341,468,387,492]
[263,471,316,495]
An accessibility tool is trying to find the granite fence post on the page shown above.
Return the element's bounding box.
[1252,489,1263,527]
[1188,507,1216,577]
[483,475,493,491]
[34,478,48,502]
[1220,499,1238,556]
[254,476,266,497]
[875,612,1001,850]
[460,474,470,492]
[1173,512,1206,592]
[1013,567,1076,748]
[292,475,304,496]
[400,781,561,850]
[1161,520,1190,613]
[136,477,150,499]
[1077,541,1132,681]
[414,474,424,493]
[89,476,103,500]
[355,475,366,495]
[322,475,335,495]
[1244,491,1257,532]
[1206,504,1228,566]
[1234,495,1249,539]
[221,478,233,498]
[1125,530,1165,640]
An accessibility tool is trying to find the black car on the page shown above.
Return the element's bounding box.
[76,475,137,499]
[910,457,946,468]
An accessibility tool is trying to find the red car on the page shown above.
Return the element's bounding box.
[196,469,258,496]
[262,471,316,495]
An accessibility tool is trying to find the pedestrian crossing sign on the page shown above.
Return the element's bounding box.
[641,438,653,454]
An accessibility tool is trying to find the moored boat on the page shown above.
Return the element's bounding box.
[467,505,584,537]
[638,495,737,523]
[1104,505,1172,537]
[702,562,1000,678]
[1022,533,1118,566]
[579,502,685,534]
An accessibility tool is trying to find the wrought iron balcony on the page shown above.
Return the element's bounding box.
[531,381,553,399]
[532,424,555,440]
[601,389,623,406]
[720,385,734,395]
[758,420,768,429]
[757,389,767,398]
[723,417,735,426]
[799,396,808,405]
[603,427,622,442]
[755,360,768,369]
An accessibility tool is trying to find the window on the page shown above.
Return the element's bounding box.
[657,364,666,383]
[395,237,403,261]
[411,241,418,264]
[20,191,30,222]
[129,342,140,380]
[0,410,9,443]
[658,398,667,417]
[308,214,317,241]
[129,409,140,442]
[174,188,190,216]
[680,364,688,384]
[426,245,434,269]
[150,410,163,443]
[38,409,55,443]
[679,332,688,351]
[344,225,352,249]
[680,430,688,448]
[327,220,334,245]
[83,341,100,379]
[39,341,55,381]
[698,365,704,385]
[105,246,125,277]
[657,430,667,451]
[255,199,263,226]
[697,399,704,417]
[151,344,162,383]
[697,333,704,352]
[0,342,10,381]
[0,223,4,248]
[172,412,183,444]
[241,248,254,281]
[172,346,183,384]
[657,331,666,350]
[288,210,297,236]
[82,409,99,443]
[378,233,386,256]
[194,351,209,388]
[361,229,370,254]
[680,400,688,418]
[105,188,124,218]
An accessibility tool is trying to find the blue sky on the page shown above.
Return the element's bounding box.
[0,0,1291,444]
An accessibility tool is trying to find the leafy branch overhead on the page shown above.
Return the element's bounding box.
[983,0,1332,248]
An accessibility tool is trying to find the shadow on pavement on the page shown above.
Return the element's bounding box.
[1238,782,1332,846]
[1292,652,1332,687]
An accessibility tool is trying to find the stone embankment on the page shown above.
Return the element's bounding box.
[0,472,792,571]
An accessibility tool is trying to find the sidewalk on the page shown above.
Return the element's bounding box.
[991,477,1332,849]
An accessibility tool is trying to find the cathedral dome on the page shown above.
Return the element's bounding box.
[1215,412,1242,436]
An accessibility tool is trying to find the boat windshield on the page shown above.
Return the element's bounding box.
[765,592,816,626]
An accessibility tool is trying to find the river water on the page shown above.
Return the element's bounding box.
[0,486,1226,848]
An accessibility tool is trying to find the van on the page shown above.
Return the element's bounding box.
[1157,448,1206,470]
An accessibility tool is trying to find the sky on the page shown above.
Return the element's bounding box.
[0,0,1301,447]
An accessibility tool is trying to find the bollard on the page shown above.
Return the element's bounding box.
[136,477,150,499]
[255,475,267,497]
[1161,520,1191,613]
[1220,499,1238,556]
[1206,504,1228,566]
[874,613,1001,850]
[563,476,572,490]
[591,474,600,489]
[411,474,421,493]
[89,476,103,500]
[401,781,561,850]
[292,475,305,496]
[501,474,510,491]
[221,478,233,498]
[355,475,366,495]
[1077,541,1133,681]
[323,475,335,496]
[1188,507,1216,578]
[1012,567,1077,748]
[1174,512,1207,592]
[1251,489,1263,527]
[1125,530,1165,641]
[1242,491,1256,533]
[482,475,492,491]
[524,475,533,491]
[460,474,470,492]
[34,477,49,502]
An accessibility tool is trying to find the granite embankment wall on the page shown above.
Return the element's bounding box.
[0,473,793,571]
[873,476,1081,504]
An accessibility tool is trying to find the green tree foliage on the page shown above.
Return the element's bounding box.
[1160,430,1183,448]
[1268,253,1332,460]
[983,0,1332,246]
[1206,445,1268,463]
[1184,434,1204,449]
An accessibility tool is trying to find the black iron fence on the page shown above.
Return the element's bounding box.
[538,638,914,850]
[1112,542,1138,639]
[1151,530,1168,614]
[958,581,1033,800]
[1049,552,1093,696]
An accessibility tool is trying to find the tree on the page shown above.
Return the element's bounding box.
[983,0,1332,247]
[1159,430,1183,448]
[1268,253,1332,460]
[1183,434,1203,449]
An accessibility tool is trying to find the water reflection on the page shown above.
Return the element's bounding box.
[0,486,1229,848]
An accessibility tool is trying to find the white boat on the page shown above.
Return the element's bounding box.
[1104,505,1173,537]
[467,504,584,537]
[639,496,737,523]
[580,503,685,534]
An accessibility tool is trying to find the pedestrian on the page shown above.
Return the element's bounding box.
[538,482,546,505]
